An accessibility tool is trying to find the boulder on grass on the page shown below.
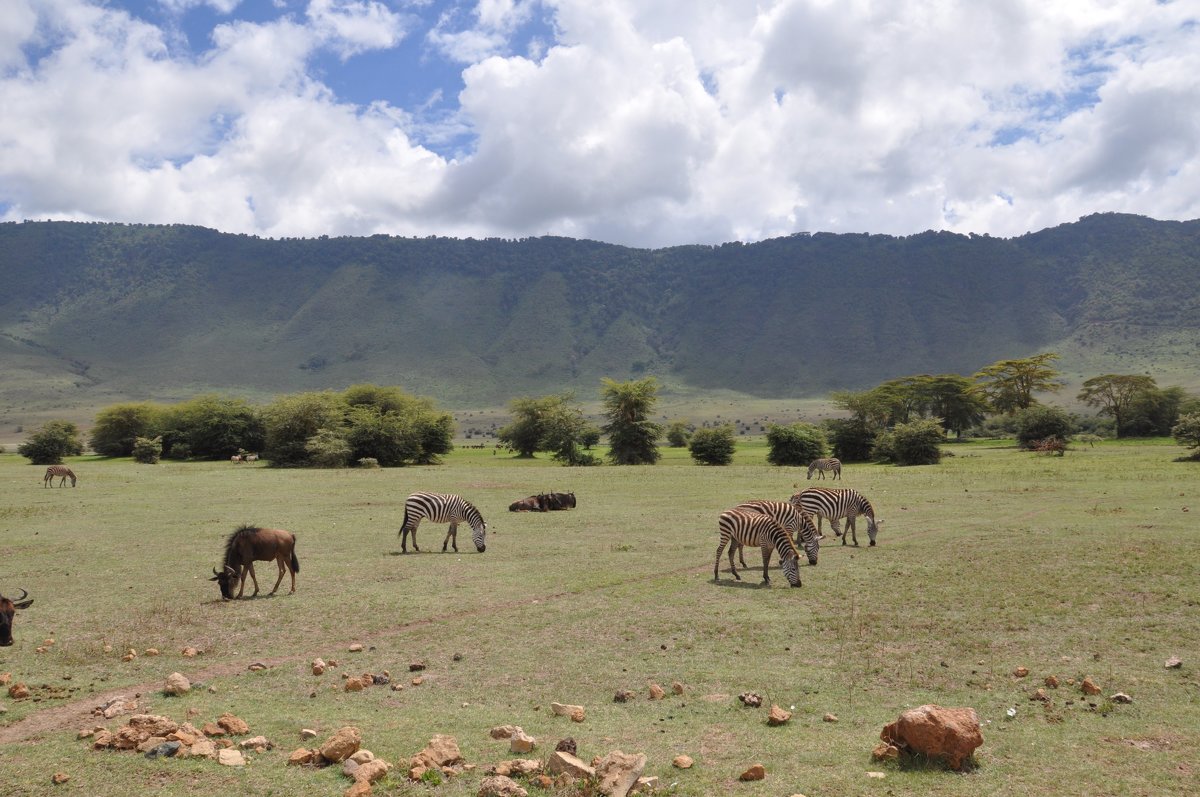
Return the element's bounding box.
[478,775,529,797]
[879,704,982,771]
[320,726,363,763]
[595,751,646,797]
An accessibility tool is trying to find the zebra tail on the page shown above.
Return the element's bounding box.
[399,506,410,536]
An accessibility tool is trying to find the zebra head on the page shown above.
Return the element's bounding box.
[867,517,882,546]
[471,519,487,552]
[781,554,802,587]
[801,534,819,566]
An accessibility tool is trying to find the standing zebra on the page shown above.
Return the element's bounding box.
[714,509,802,587]
[806,457,842,480]
[731,500,820,567]
[790,487,882,547]
[399,492,487,553]
[43,465,76,487]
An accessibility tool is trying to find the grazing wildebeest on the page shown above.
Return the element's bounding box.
[0,588,34,646]
[209,525,299,600]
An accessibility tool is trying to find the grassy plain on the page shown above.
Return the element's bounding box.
[0,439,1197,796]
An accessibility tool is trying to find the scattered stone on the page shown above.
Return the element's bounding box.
[201,723,225,737]
[490,725,524,740]
[648,684,665,700]
[350,750,376,764]
[181,647,199,657]
[345,677,364,692]
[8,683,30,700]
[613,689,636,703]
[288,748,315,766]
[492,759,541,777]
[1013,666,1030,678]
[1110,693,1133,704]
[144,648,158,656]
[353,758,392,785]
[96,697,137,719]
[410,734,463,771]
[453,653,464,662]
[217,713,250,735]
[672,755,693,769]
[1030,688,1049,702]
[879,704,983,771]
[867,771,887,779]
[633,776,658,792]
[478,775,529,797]
[767,705,792,726]
[410,677,424,686]
[546,750,595,780]
[671,681,685,695]
[871,742,900,762]
[103,645,113,654]
[372,674,390,686]
[595,750,646,797]
[509,731,536,754]
[313,658,326,675]
[240,735,271,751]
[301,728,318,740]
[144,741,181,759]
[551,702,585,718]
[51,773,70,785]
[570,707,585,723]
[163,672,191,696]
[1045,675,1059,688]
[555,738,577,756]
[1081,677,1102,696]
[739,764,766,781]
[533,775,552,789]
[391,684,404,691]
[348,643,363,652]
[823,713,839,723]
[122,654,136,662]
[738,692,762,708]
[320,727,363,763]
[342,758,361,779]
[409,661,427,671]
[248,662,268,672]
[1166,657,1183,669]
[187,739,217,760]
[218,749,246,767]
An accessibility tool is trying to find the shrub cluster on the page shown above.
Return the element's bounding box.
[871,419,945,465]
[689,425,736,465]
[765,423,827,466]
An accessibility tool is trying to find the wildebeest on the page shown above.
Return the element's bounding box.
[209,525,299,600]
[0,588,34,646]
[509,496,545,512]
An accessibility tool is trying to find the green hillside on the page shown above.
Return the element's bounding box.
[1,214,1198,425]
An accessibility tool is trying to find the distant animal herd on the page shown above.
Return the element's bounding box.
[6,458,883,644]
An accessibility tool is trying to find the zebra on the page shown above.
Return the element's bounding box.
[731,500,820,567]
[714,509,802,587]
[43,465,76,487]
[399,492,487,553]
[790,487,882,547]
[807,457,842,480]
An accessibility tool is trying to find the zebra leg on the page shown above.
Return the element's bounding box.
[830,517,843,538]
[760,543,773,584]
[714,540,729,581]
[735,540,747,568]
[727,543,742,581]
[443,521,458,552]
[846,516,858,546]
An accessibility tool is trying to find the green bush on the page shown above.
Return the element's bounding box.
[1172,413,1200,459]
[824,418,876,462]
[1014,405,1076,449]
[17,420,84,465]
[304,429,351,468]
[90,403,162,457]
[872,419,944,465]
[766,423,827,466]
[689,425,736,465]
[357,457,381,469]
[132,436,162,464]
[666,420,693,447]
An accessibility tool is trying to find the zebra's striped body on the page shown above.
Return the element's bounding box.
[790,487,881,547]
[714,509,802,587]
[733,500,820,566]
[43,465,76,487]
[399,492,487,553]
[807,457,842,480]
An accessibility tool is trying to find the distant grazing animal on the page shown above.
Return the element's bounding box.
[209,525,299,600]
[790,487,882,546]
[0,588,34,646]
[807,457,842,480]
[714,509,802,587]
[43,465,76,487]
[230,455,243,463]
[399,492,487,553]
[732,500,819,567]
[245,454,258,462]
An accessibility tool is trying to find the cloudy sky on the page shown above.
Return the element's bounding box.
[1,0,1197,247]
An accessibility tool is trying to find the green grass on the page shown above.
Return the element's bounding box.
[1,439,1198,796]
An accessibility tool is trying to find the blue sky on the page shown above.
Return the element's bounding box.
[2,1,1197,247]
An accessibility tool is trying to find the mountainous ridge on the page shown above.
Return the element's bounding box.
[1,214,1197,425]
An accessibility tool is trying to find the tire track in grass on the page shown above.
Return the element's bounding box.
[0,560,711,745]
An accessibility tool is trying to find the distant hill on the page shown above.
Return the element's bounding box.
[1,214,1198,423]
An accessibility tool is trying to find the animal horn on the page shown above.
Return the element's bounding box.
[212,567,219,576]
[11,588,27,602]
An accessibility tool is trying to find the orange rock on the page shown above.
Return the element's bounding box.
[648,683,665,700]
[1081,677,1102,696]
[672,755,693,769]
[767,705,792,726]
[872,742,900,762]
[51,773,70,785]
[739,764,766,781]
[1044,675,1059,688]
[1013,666,1030,678]
[880,704,982,771]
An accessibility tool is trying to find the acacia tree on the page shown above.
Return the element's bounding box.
[498,394,586,458]
[1077,374,1157,437]
[919,374,989,438]
[973,352,1063,414]
[601,377,662,465]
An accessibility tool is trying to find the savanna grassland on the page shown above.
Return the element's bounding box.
[1,440,1197,796]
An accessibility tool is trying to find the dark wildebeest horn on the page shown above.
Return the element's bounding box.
[11,588,27,603]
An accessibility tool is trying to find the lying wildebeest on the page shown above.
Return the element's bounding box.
[210,525,299,600]
[509,496,545,512]
[1,588,34,646]
[540,491,576,510]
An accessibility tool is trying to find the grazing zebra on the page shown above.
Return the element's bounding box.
[714,509,802,587]
[43,465,76,487]
[790,487,882,547]
[807,457,842,480]
[731,500,820,567]
[399,492,487,553]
